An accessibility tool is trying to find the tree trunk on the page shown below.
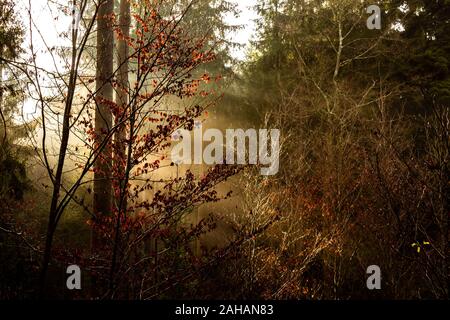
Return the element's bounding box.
[109,0,130,295]
[114,0,130,208]
[93,0,114,248]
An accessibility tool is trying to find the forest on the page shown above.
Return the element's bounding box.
[0,0,448,300]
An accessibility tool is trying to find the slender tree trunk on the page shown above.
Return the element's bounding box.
[109,0,130,295]
[114,0,130,209]
[116,0,130,144]
[93,0,114,249]
[90,0,114,299]
[38,19,80,297]
[0,58,6,148]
